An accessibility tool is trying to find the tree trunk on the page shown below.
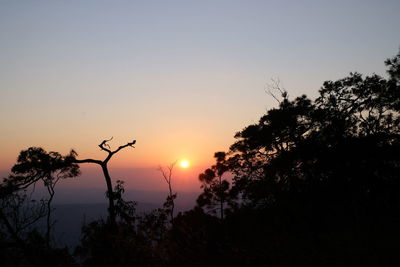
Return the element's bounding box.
[101,164,116,226]
[219,175,224,220]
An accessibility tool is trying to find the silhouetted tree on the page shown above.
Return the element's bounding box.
[197,152,231,219]
[74,137,136,227]
[0,147,79,266]
[0,188,46,248]
[112,180,136,222]
[3,147,79,247]
[74,179,163,267]
[194,50,400,265]
[157,162,177,222]
[225,49,400,207]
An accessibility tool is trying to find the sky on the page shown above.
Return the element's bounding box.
[1,0,399,193]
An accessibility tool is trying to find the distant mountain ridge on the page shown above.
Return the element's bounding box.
[53,187,199,207]
[51,197,197,249]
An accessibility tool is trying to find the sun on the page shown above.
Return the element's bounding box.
[180,160,189,168]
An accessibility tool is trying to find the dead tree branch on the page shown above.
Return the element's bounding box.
[157,161,177,223]
[265,77,288,103]
[74,138,136,226]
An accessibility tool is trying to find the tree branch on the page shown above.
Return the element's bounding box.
[74,159,102,165]
[112,140,136,154]
[157,166,169,184]
[265,78,288,104]
[99,137,113,154]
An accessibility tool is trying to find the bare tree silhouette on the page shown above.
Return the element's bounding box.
[74,137,136,226]
[157,162,177,222]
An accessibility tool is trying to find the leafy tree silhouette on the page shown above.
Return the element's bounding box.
[203,50,400,265]
[197,152,231,219]
[0,188,46,253]
[0,147,79,265]
[225,50,400,207]
[3,147,79,247]
[75,179,170,266]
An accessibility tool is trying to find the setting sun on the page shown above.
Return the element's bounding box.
[180,160,189,168]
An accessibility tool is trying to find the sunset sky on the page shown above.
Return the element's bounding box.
[1,1,399,193]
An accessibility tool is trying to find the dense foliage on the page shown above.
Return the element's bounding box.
[0,148,79,266]
[1,50,399,266]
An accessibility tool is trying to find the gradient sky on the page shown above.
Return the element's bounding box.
[1,0,399,192]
